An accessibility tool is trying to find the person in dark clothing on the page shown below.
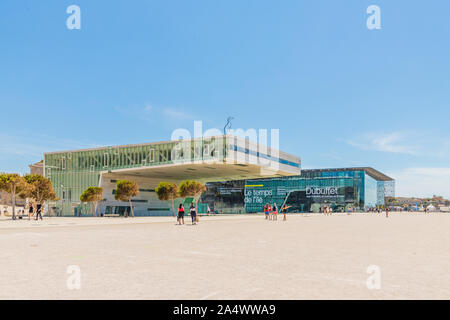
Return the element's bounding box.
[272,203,278,221]
[28,204,34,220]
[281,204,291,221]
[35,203,43,220]
[189,203,197,225]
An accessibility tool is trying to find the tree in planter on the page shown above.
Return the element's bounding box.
[0,173,28,220]
[114,180,139,217]
[155,182,179,217]
[21,174,58,218]
[178,180,206,217]
[80,187,104,217]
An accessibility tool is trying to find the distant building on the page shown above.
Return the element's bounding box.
[29,160,44,175]
[385,195,450,210]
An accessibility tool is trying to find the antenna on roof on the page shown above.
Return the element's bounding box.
[224,117,234,135]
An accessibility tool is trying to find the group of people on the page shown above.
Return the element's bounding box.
[322,206,333,215]
[365,207,390,217]
[264,203,290,221]
[3,203,43,220]
[176,203,198,225]
[27,203,43,220]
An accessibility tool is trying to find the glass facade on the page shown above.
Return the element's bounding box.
[200,180,246,214]
[44,136,227,216]
[364,175,378,208]
[201,168,395,214]
[245,170,366,213]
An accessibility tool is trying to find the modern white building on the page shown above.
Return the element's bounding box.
[44,135,301,216]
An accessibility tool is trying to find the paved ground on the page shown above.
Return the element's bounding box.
[0,213,449,300]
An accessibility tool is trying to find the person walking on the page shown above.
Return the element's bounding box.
[35,203,43,220]
[385,206,390,218]
[28,203,34,220]
[177,204,185,225]
[272,203,278,221]
[189,203,197,225]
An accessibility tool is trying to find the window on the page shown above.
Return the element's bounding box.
[103,153,109,167]
[61,157,66,170]
[149,149,155,162]
[203,144,210,157]
[179,148,184,159]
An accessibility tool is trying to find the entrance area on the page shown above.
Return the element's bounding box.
[105,206,131,217]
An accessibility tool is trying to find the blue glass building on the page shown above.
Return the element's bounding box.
[202,168,395,213]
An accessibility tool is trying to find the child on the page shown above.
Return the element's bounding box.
[264,203,269,220]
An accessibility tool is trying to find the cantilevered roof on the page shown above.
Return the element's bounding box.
[100,161,295,188]
[302,167,394,181]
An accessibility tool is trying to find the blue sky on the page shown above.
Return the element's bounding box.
[1,0,450,198]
